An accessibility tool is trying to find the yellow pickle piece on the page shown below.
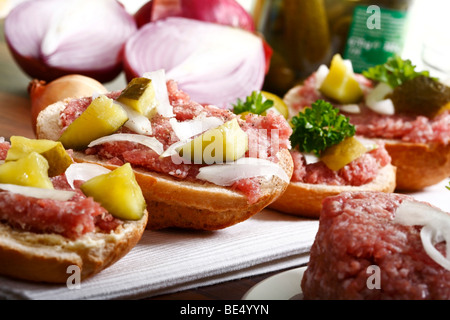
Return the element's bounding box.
[6,136,73,177]
[80,163,146,220]
[178,118,249,164]
[319,54,363,104]
[0,152,53,189]
[59,95,128,150]
[320,136,367,171]
[117,77,157,118]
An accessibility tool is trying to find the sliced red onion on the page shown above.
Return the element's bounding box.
[65,163,111,189]
[4,0,137,83]
[196,157,290,186]
[123,17,266,108]
[394,200,450,271]
[134,0,255,31]
[0,183,76,201]
[88,133,164,155]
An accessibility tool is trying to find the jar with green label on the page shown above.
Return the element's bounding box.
[325,0,412,73]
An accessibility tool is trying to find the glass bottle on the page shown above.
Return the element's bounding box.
[254,0,332,96]
[326,0,412,73]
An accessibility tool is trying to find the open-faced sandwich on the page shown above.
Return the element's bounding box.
[302,191,450,300]
[0,136,148,283]
[36,70,293,230]
[265,99,396,218]
[284,54,450,191]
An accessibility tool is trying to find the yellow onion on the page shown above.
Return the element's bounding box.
[28,74,107,133]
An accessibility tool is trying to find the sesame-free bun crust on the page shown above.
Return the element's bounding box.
[0,210,148,283]
[269,164,396,218]
[37,100,294,231]
[384,140,450,191]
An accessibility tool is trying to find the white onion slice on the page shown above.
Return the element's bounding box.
[366,82,395,115]
[314,64,329,89]
[88,133,164,155]
[196,157,289,186]
[116,102,152,135]
[394,200,450,271]
[125,18,266,108]
[143,69,174,118]
[169,115,224,141]
[65,163,111,189]
[340,104,361,114]
[0,183,76,201]
[303,153,320,165]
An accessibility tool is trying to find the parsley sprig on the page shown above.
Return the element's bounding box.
[232,91,274,115]
[362,54,432,88]
[290,100,356,156]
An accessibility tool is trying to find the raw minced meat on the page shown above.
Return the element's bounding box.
[290,141,391,186]
[0,142,121,239]
[302,191,450,300]
[61,80,293,203]
[286,73,450,145]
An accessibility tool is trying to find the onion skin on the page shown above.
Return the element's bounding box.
[28,74,107,134]
[134,0,255,31]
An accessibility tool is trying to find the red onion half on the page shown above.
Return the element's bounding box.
[134,0,254,31]
[123,17,267,108]
[4,0,137,83]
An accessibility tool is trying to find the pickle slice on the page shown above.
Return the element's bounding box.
[80,163,146,220]
[59,95,128,150]
[0,152,53,189]
[6,136,73,177]
[319,54,363,104]
[178,118,249,164]
[117,77,157,118]
[320,136,367,171]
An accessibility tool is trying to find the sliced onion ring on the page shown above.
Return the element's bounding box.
[123,17,266,108]
[88,133,164,155]
[394,200,450,271]
[0,183,76,201]
[4,0,137,83]
[196,157,290,186]
[65,163,111,189]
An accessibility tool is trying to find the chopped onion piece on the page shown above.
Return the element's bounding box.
[314,64,329,89]
[394,200,450,271]
[366,82,395,115]
[0,183,76,201]
[65,163,111,189]
[88,133,164,155]
[340,104,361,114]
[303,153,320,165]
[169,115,224,141]
[143,69,174,117]
[196,157,289,186]
[117,102,152,135]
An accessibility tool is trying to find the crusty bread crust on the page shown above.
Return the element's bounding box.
[37,99,294,230]
[269,164,396,218]
[73,149,293,230]
[384,140,450,191]
[0,210,148,283]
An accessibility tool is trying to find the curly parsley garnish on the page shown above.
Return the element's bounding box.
[362,54,432,88]
[232,91,274,115]
[290,100,356,156]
